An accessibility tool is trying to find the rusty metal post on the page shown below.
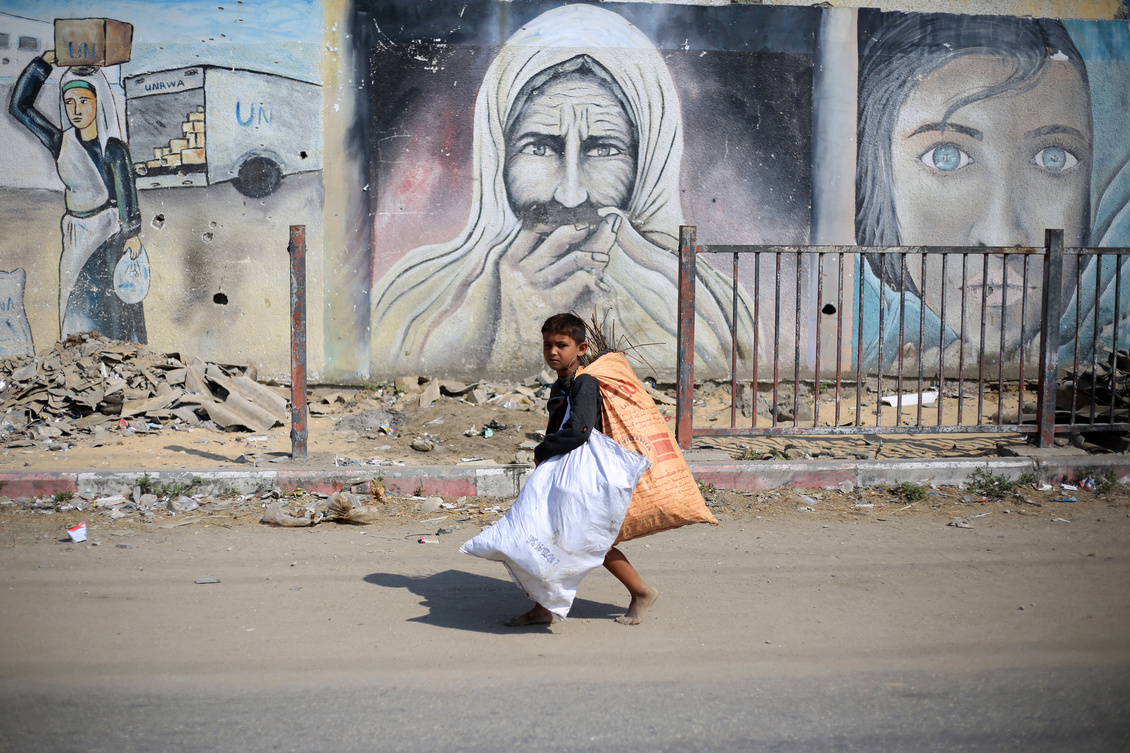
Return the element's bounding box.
[676,226,697,450]
[1036,229,1064,448]
[289,225,308,458]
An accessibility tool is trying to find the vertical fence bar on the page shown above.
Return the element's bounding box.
[1037,229,1064,447]
[938,253,947,427]
[773,252,782,428]
[835,251,844,428]
[856,254,864,426]
[289,225,308,459]
[958,253,968,424]
[1018,258,1030,424]
[676,226,697,450]
[793,252,802,427]
[753,252,760,428]
[917,251,926,427]
[814,253,824,427]
[998,253,1008,425]
[1071,254,1082,425]
[876,257,885,427]
[1112,254,1124,423]
[731,253,739,428]
[1091,254,1101,424]
[978,253,989,424]
[896,252,907,424]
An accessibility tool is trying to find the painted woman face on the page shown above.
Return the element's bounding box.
[63,88,98,132]
[890,54,1091,354]
[504,69,637,232]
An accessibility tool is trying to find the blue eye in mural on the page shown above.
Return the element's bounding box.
[919,142,971,171]
[1031,145,1077,171]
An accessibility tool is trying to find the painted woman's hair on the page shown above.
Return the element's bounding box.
[855,13,1090,292]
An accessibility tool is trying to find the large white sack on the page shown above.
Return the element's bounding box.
[460,430,649,619]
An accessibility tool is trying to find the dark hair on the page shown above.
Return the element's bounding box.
[541,313,587,345]
[856,12,1091,292]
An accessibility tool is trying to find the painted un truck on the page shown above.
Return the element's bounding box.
[123,65,322,197]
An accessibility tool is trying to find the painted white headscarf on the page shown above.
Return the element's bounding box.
[56,67,123,216]
[372,4,752,377]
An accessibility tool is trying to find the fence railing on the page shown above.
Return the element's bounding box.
[674,226,1130,450]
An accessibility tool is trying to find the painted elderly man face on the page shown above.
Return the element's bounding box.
[504,67,637,233]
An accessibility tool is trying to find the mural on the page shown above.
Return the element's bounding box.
[11,46,148,342]
[856,11,1130,371]
[0,1,324,376]
[363,0,817,379]
[0,1,1124,384]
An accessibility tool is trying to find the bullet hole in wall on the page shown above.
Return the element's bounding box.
[202,232,214,243]
[822,303,836,315]
[214,292,228,305]
[151,214,165,230]
[300,151,308,159]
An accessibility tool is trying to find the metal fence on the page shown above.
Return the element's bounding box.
[674,226,1130,450]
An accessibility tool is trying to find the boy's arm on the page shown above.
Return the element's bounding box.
[534,374,602,464]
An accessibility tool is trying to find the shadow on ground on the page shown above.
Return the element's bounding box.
[364,569,621,633]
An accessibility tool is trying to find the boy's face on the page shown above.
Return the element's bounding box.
[542,331,588,377]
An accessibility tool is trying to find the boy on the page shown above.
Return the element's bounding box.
[505,313,659,627]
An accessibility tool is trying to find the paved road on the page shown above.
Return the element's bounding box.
[3,665,1128,752]
[2,509,1128,751]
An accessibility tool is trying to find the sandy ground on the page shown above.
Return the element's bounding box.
[0,379,1077,473]
[2,456,1128,750]
[1,490,1127,683]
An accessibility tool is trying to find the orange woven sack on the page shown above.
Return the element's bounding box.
[578,352,718,542]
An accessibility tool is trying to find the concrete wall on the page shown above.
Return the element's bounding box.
[1,0,1127,385]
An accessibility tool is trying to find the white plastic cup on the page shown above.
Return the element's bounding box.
[67,523,87,543]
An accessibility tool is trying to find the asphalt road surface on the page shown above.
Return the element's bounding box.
[2,506,1128,752]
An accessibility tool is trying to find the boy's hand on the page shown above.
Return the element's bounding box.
[43,50,56,65]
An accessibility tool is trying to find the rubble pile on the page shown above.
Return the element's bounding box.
[1058,347,1130,452]
[0,333,289,444]
[0,479,513,533]
[1059,347,1129,418]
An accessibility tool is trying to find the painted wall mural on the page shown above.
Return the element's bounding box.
[854,11,1130,372]
[1,1,1126,384]
[1,0,324,377]
[362,0,817,380]
[361,1,1129,383]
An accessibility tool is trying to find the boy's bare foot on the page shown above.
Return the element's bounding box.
[614,585,659,625]
[505,604,555,627]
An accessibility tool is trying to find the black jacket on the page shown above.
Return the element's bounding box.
[534,372,603,464]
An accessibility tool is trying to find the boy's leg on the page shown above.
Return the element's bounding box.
[603,547,659,625]
[505,602,555,626]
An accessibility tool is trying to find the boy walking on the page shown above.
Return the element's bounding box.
[505,313,659,627]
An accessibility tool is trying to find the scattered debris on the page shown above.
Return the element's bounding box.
[947,517,975,529]
[880,390,938,407]
[0,332,287,438]
[333,408,408,436]
[326,491,383,524]
[261,501,323,527]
